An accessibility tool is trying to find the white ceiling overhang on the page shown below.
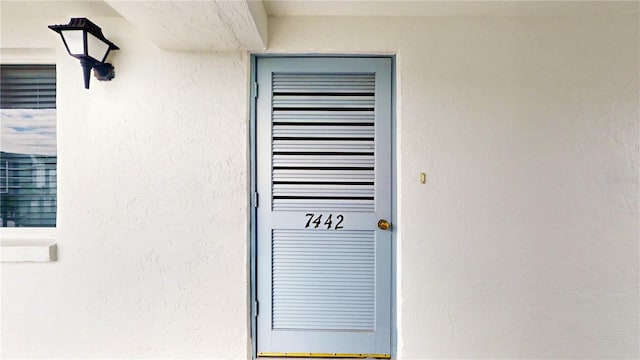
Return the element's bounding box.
[100,0,639,52]
[105,0,268,51]
[2,1,638,53]
[264,0,639,17]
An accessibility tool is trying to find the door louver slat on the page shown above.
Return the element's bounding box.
[273,110,374,124]
[273,154,374,167]
[273,125,373,137]
[271,73,376,212]
[273,140,374,153]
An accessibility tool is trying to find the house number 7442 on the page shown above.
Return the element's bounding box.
[304,213,344,230]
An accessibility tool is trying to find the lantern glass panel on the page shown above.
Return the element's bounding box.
[60,30,85,55]
[87,32,110,63]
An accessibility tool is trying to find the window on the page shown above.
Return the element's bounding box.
[1,65,56,228]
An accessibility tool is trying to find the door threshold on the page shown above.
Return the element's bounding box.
[258,353,390,359]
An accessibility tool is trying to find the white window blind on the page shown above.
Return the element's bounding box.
[0,65,57,227]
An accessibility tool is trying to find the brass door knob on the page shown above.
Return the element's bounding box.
[377,219,390,230]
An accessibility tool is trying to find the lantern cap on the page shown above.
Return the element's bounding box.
[48,17,119,51]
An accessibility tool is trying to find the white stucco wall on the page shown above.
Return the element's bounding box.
[1,16,251,359]
[267,14,639,358]
[1,8,638,360]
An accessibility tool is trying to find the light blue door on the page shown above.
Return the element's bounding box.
[256,57,393,357]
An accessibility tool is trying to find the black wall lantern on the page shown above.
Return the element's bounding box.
[49,18,119,89]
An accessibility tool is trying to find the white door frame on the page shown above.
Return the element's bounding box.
[249,54,397,359]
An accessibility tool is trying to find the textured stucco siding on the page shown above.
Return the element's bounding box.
[1,10,638,360]
[1,17,251,359]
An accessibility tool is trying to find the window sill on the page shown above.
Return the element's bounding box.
[0,242,57,262]
[0,228,57,262]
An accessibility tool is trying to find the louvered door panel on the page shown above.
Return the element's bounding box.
[272,229,375,330]
[271,73,376,212]
[256,57,392,357]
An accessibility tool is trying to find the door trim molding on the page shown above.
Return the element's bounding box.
[249,54,397,359]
